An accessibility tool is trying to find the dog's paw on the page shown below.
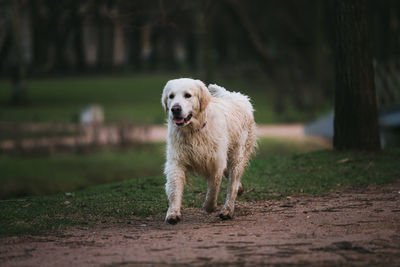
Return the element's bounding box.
[218,208,234,220]
[165,212,182,225]
[203,202,217,213]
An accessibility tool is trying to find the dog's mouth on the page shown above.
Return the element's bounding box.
[173,113,192,126]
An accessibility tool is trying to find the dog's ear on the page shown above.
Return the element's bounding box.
[161,83,170,112]
[196,80,211,112]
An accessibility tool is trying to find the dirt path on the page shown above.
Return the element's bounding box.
[1,182,399,266]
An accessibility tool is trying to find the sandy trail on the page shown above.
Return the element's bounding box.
[1,182,399,266]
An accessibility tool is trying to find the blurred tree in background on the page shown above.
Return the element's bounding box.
[0,0,399,114]
[332,0,380,151]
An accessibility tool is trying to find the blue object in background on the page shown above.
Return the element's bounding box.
[304,106,400,148]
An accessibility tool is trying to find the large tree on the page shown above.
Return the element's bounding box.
[332,0,380,150]
[10,0,27,105]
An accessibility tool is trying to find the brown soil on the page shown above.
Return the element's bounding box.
[1,182,400,266]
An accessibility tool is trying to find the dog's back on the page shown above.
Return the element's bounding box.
[208,84,257,166]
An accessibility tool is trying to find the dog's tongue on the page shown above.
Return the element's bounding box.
[174,118,184,124]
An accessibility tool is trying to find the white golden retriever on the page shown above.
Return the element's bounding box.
[161,78,256,224]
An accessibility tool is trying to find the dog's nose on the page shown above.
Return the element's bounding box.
[171,104,182,115]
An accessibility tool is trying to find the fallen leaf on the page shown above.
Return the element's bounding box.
[337,158,354,164]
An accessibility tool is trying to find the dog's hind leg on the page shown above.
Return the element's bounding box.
[219,132,249,220]
[224,169,244,197]
[237,182,244,196]
[219,163,246,220]
[203,173,223,213]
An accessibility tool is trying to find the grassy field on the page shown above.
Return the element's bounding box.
[0,143,166,199]
[1,75,392,237]
[1,146,399,236]
[0,138,328,199]
[0,75,169,124]
[0,75,327,124]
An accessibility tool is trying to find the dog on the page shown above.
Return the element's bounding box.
[161,78,256,224]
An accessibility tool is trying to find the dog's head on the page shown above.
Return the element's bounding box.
[162,78,211,127]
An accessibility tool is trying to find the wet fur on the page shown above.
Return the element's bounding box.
[162,78,257,224]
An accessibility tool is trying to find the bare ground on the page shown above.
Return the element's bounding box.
[1,182,400,267]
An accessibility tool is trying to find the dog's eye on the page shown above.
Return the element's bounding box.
[184,93,192,98]
[169,94,174,99]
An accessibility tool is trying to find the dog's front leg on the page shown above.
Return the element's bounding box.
[165,163,185,224]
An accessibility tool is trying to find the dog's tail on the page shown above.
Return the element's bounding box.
[208,84,230,98]
[208,83,253,112]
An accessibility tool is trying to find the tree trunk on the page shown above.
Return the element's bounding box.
[10,0,27,105]
[198,11,215,83]
[333,0,380,150]
[72,0,85,71]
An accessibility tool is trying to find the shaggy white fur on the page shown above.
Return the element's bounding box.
[161,78,256,224]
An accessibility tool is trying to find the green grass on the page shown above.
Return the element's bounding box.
[0,75,171,124]
[0,148,399,236]
[0,137,328,200]
[0,75,328,124]
[0,144,166,199]
[256,137,330,158]
[242,150,400,199]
